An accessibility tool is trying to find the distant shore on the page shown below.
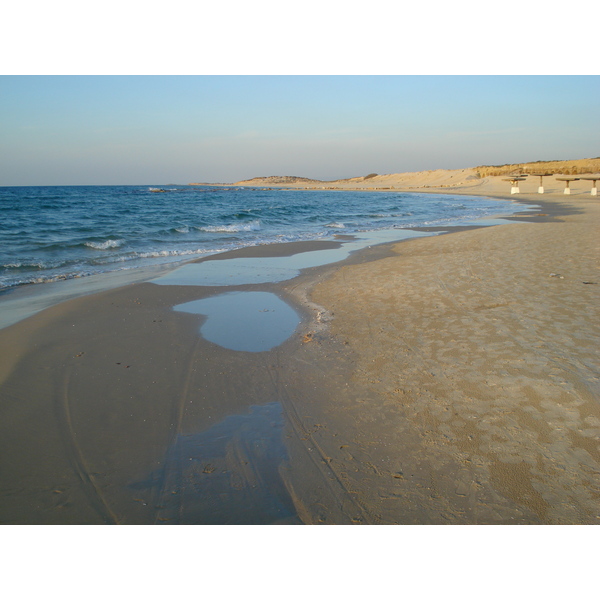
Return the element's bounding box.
[0,181,598,524]
[191,158,600,196]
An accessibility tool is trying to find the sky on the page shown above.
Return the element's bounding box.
[1,75,598,186]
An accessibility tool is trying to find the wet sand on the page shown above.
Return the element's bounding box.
[0,184,598,524]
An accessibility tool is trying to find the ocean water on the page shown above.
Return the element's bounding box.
[0,185,527,291]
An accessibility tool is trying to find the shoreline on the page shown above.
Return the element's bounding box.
[0,186,598,524]
[0,187,533,330]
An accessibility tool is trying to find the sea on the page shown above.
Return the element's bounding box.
[0,185,530,292]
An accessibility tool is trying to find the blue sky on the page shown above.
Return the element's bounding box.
[1,75,598,185]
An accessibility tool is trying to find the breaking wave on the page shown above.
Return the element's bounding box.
[135,248,218,259]
[198,220,261,233]
[84,239,124,250]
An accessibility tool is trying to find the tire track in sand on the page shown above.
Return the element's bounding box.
[264,353,375,524]
[152,338,201,524]
[56,370,118,524]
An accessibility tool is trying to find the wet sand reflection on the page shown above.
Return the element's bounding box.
[132,403,301,524]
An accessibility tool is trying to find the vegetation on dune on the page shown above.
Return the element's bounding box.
[475,158,600,177]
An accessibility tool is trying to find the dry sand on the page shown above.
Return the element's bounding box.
[282,192,599,524]
[0,175,598,524]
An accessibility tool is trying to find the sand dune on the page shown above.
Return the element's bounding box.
[230,158,600,195]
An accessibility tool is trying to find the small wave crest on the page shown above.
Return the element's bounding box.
[0,270,90,290]
[2,260,51,270]
[325,222,346,229]
[367,212,413,218]
[84,239,124,250]
[198,220,261,233]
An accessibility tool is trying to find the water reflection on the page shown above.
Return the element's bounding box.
[174,291,301,352]
[132,403,299,524]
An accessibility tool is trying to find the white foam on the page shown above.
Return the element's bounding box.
[84,239,124,250]
[198,220,261,233]
[3,261,47,269]
[136,248,218,259]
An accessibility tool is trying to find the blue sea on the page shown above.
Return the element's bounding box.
[0,185,527,291]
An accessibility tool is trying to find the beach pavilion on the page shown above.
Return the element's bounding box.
[556,176,580,195]
[529,172,554,194]
[579,175,599,196]
[503,176,527,194]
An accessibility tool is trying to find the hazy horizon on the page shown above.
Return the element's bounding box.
[1,75,599,186]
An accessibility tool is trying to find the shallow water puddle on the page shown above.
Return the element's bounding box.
[159,230,433,352]
[132,402,299,524]
[461,217,530,227]
[152,228,432,287]
[175,291,301,352]
[156,256,302,286]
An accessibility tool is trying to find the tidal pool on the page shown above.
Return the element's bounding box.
[174,291,301,352]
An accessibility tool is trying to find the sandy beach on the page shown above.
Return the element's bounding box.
[0,173,598,524]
